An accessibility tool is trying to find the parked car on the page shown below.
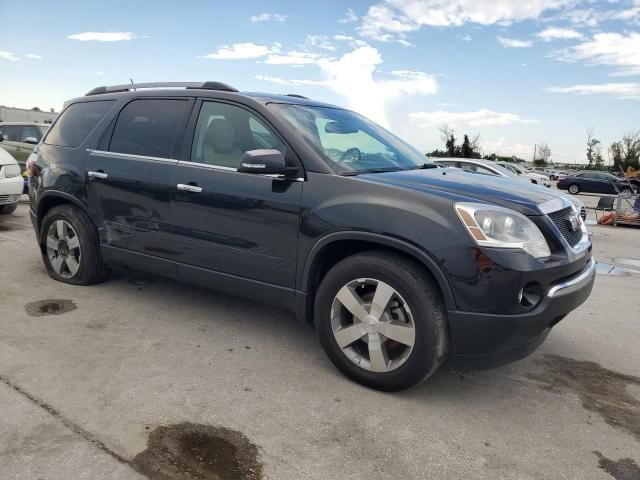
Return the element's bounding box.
[557,171,638,195]
[437,159,586,219]
[28,82,595,391]
[0,146,23,214]
[496,161,551,187]
[0,122,49,193]
[437,158,521,179]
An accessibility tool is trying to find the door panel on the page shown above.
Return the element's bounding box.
[85,97,192,270]
[171,164,302,287]
[169,99,303,289]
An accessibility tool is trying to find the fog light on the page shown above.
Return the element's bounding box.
[519,282,543,308]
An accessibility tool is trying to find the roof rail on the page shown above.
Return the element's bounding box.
[85,81,239,96]
[286,94,309,99]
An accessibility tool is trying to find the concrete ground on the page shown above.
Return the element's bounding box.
[1,195,639,480]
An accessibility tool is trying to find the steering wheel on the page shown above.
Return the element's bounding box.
[339,147,363,163]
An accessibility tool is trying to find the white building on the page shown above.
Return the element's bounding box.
[0,106,58,124]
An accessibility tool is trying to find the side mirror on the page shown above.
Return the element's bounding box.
[238,149,287,175]
[23,136,38,145]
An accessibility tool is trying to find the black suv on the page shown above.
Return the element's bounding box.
[29,82,595,391]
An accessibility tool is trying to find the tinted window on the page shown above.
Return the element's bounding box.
[45,101,114,148]
[1,125,21,141]
[191,101,284,168]
[20,125,42,142]
[109,99,190,159]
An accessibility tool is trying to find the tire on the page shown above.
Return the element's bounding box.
[0,203,18,214]
[568,184,580,195]
[620,187,632,197]
[315,251,447,391]
[40,204,109,285]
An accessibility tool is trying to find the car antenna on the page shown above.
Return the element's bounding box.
[130,78,135,91]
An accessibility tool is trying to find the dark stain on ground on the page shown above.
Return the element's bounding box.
[594,451,640,480]
[25,299,76,317]
[129,277,152,286]
[133,423,262,480]
[526,354,640,442]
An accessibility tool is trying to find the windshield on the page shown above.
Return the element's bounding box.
[269,104,434,174]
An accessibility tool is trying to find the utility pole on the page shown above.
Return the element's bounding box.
[533,144,537,163]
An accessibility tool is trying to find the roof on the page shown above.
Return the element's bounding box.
[75,81,343,110]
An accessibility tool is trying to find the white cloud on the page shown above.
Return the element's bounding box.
[410,109,538,128]
[334,34,354,41]
[264,51,324,65]
[460,34,472,42]
[202,42,276,60]
[306,35,335,51]
[536,27,583,41]
[338,8,359,24]
[256,46,437,127]
[497,36,533,48]
[546,83,640,99]
[26,54,42,60]
[96,70,105,77]
[67,32,135,42]
[317,47,438,126]
[0,51,18,61]
[254,75,322,86]
[552,32,640,77]
[250,13,287,23]
[358,0,573,40]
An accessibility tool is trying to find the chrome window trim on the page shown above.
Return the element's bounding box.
[176,159,305,182]
[88,149,178,164]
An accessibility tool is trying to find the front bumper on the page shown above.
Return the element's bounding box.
[0,173,23,203]
[446,258,596,370]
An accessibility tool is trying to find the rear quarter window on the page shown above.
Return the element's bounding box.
[44,100,114,148]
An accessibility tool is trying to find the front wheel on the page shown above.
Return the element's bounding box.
[568,184,580,194]
[0,203,18,214]
[315,251,447,391]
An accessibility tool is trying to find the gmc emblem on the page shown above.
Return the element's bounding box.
[568,215,580,232]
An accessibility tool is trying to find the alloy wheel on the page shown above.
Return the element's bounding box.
[569,185,579,194]
[330,278,416,373]
[46,220,81,278]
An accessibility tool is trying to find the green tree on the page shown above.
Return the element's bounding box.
[461,135,473,158]
[586,128,601,167]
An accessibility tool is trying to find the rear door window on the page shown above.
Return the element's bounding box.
[44,101,114,148]
[109,99,190,159]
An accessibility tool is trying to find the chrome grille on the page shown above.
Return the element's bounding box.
[548,206,582,247]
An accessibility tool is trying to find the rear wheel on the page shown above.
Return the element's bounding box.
[315,251,447,391]
[620,187,633,197]
[0,203,18,214]
[568,184,580,194]
[40,205,109,285]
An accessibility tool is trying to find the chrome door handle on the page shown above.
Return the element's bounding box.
[177,183,202,193]
[88,171,108,179]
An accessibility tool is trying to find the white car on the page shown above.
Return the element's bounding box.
[496,162,552,187]
[0,146,23,214]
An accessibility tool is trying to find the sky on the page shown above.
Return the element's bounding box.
[1,0,639,164]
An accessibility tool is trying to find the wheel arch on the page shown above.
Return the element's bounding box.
[298,231,456,325]
[35,191,94,247]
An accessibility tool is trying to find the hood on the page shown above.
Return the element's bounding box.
[360,168,569,216]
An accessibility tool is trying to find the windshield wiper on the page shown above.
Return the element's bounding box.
[341,167,404,176]
[409,163,438,170]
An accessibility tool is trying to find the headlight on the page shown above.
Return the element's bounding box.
[3,164,21,178]
[455,202,551,259]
